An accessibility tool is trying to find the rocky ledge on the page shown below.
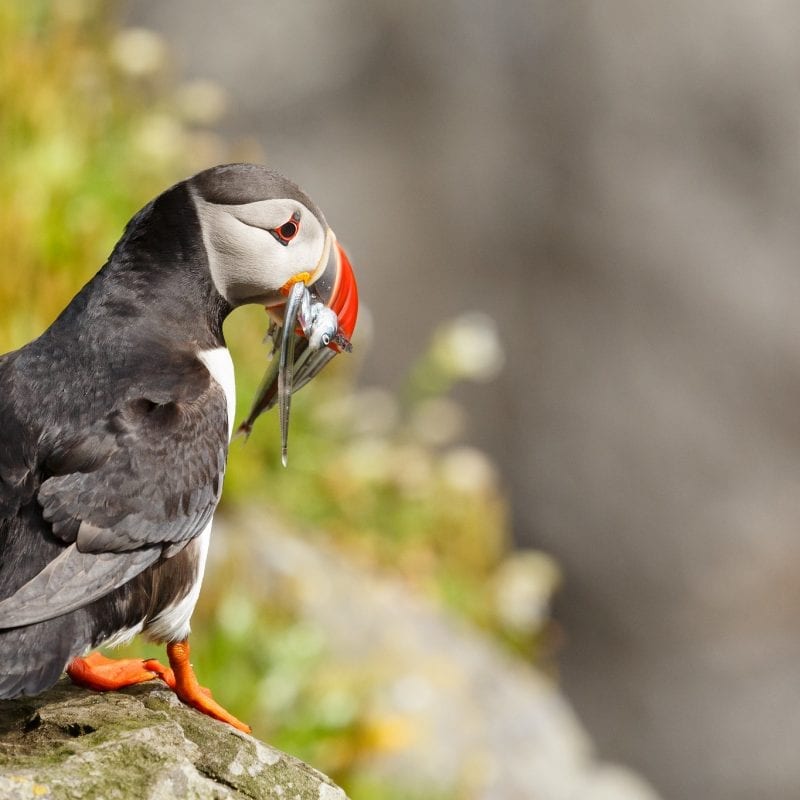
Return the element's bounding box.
[0,680,348,800]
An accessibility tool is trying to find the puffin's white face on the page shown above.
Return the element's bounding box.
[191,192,329,306]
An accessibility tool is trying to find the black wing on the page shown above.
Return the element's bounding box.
[0,361,228,628]
[0,353,37,522]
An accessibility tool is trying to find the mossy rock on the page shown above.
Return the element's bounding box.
[0,679,349,800]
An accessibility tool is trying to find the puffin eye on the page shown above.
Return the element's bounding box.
[271,212,301,245]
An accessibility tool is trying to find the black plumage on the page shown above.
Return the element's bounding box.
[0,177,230,697]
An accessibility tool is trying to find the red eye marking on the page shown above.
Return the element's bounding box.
[272,211,301,245]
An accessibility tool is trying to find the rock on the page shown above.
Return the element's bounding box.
[213,515,660,800]
[0,680,349,800]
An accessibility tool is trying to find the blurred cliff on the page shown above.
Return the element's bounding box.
[117,2,800,799]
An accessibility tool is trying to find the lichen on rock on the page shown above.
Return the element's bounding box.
[0,680,349,800]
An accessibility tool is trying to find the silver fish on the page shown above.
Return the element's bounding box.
[236,232,359,463]
[237,282,352,464]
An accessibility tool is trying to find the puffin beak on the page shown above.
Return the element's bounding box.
[237,231,359,464]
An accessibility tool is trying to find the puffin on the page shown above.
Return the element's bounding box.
[0,163,359,733]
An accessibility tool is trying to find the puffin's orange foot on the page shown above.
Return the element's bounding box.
[167,640,251,733]
[141,660,212,697]
[67,652,166,691]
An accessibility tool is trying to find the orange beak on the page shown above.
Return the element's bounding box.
[303,237,359,351]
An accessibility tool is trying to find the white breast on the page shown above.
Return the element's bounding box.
[198,347,236,440]
[144,521,213,643]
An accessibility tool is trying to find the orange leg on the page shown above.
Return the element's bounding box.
[165,640,251,733]
[67,645,250,734]
[67,651,165,691]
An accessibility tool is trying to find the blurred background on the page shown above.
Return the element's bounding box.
[2,1,798,798]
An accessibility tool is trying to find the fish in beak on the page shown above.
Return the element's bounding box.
[237,230,359,465]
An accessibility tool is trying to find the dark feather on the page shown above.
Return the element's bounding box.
[38,384,226,555]
[0,177,233,698]
[0,545,161,627]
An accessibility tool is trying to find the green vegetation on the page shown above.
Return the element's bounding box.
[0,4,558,798]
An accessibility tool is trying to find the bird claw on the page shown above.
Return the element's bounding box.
[141,658,175,687]
[174,681,249,731]
[68,650,242,729]
[166,640,250,732]
[67,652,163,692]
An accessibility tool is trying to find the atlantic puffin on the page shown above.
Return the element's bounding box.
[0,164,359,732]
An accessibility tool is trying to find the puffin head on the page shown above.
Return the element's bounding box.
[189,164,357,349]
[188,164,359,454]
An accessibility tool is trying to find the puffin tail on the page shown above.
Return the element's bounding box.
[0,613,92,698]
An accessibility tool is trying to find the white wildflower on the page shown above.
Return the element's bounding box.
[110,28,167,77]
[493,551,561,633]
[431,312,504,382]
[440,446,498,494]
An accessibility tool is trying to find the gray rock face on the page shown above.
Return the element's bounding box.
[0,681,348,800]
[213,516,660,800]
